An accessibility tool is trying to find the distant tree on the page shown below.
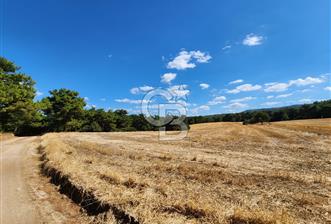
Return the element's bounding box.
[319,101,331,118]
[223,114,235,122]
[282,111,289,121]
[81,121,103,132]
[272,111,289,121]
[41,88,86,131]
[252,111,270,124]
[130,114,154,131]
[114,109,132,130]
[82,108,116,132]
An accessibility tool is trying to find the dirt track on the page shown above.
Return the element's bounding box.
[0,137,39,224]
[0,136,90,224]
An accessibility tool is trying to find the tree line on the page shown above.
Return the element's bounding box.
[1,56,330,135]
[188,99,331,125]
[0,57,168,135]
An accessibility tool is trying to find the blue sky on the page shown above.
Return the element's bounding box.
[2,0,330,115]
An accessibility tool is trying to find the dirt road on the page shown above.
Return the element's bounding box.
[0,136,89,224]
[0,137,40,224]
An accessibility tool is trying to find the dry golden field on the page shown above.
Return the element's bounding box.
[39,119,331,224]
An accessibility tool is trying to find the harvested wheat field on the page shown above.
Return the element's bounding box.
[39,119,331,224]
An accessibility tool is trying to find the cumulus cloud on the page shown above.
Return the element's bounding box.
[227,84,262,94]
[276,93,292,98]
[264,83,290,92]
[208,96,226,105]
[199,83,210,90]
[229,79,244,85]
[264,75,326,92]
[167,50,211,70]
[242,33,264,46]
[289,76,325,86]
[224,102,248,109]
[161,73,177,84]
[130,85,154,94]
[325,86,331,91]
[168,85,190,98]
[266,95,274,99]
[230,96,256,103]
[36,91,43,97]
[115,98,148,104]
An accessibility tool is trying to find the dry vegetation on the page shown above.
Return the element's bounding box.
[39,119,331,223]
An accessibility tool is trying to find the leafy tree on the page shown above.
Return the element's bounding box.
[0,57,41,134]
[272,111,289,121]
[81,108,116,131]
[41,88,86,131]
[131,114,154,131]
[81,121,103,132]
[114,109,132,130]
[250,111,270,124]
[0,57,19,73]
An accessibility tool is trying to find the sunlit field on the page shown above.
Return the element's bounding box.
[39,119,331,223]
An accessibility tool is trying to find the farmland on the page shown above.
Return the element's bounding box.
[37,119,331,223]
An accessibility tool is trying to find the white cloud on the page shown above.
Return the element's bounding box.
[191,51,212,63]
[130,85,154,94]
[130,88,140,94]
[36,91,43,96]
[224,102,248,109]
[115,98,148,104]
[199,83,210,90]
[222,45,232,50]
[289,76,325,86]
[266,95,274,99]
[168,85,190,98]
[227,84,262,94]
[276,93,292,98]
[167,50,211,70]
[229,79,244,85]
[208,96,226,105]
[230,96,256,103]
[264,75,326,92]
[100,98,106,101]
[324,86,331,91]
[262,101,280,106]
[139,86,154,92]
[243,33,264,46]
[161,73,177,84]
[264,82,290,92]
